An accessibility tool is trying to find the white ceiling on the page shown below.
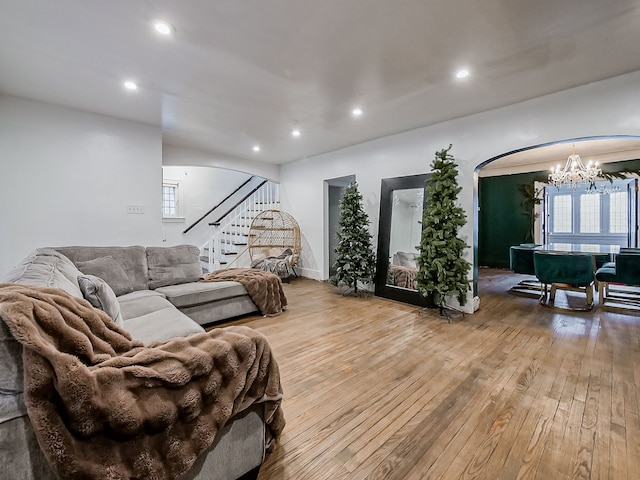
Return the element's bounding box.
[479,138,640,177]
[2,0,640,166]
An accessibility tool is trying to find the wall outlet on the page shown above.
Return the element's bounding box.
[126,205,144,214]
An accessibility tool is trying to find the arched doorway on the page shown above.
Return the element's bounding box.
[472,135,640,296]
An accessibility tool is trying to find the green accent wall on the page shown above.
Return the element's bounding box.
[479,172,541,268]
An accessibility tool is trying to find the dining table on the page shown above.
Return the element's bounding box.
[535,243,620,255]
[535,243,621,271]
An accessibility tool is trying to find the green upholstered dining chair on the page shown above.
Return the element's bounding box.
[533,250,596,311]
[599,247,640,270]
[508,245,540,297]
[595,252,640,312]
[593,253,612,269]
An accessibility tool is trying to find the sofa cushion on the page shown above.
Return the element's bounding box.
[117,291,175,320]
[178,405,264,480]
[77,275,124,326]
[54,246,149,292]
[0,319,23,395]
[179,296,259,326]
[76,257,134,296]
[2,249,83,298]
[1,249,86,399]
[117,289,166,301]
[123,307,205,344]
[146,245,203,289]
[0,391,27,424]
[155,281,248,308]
[0,415,57,480]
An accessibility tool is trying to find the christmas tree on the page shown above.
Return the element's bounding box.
[330,181,376,295]
[416,145,471,308]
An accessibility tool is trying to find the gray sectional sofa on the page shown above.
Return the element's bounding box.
[0,245,268,480]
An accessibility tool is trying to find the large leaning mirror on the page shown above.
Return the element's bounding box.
[375,174,432,307]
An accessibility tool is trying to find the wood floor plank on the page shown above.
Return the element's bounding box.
[212,270,640,480]
[609,423,628,480]
[513,396,557,480]
[359,325,531,480]
[409,362,522,479]
[416,328,552,478]
[570,374,599,479]
[343,330,513,480]
[453,336,554,479]
[625,411,640,480]
[590,367,611,480]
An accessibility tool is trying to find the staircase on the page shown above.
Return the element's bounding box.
[200,181,279,272]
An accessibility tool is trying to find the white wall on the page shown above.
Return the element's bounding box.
[161,166,252,247]
[279,70,640,312]
[0,95,162,275]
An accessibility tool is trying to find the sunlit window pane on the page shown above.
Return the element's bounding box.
[580,194,600,233]
[609,191,628,233]
[553,195,572,233]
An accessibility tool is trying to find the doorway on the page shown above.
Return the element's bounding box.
[474,135,640,287]
[326,175,355,278]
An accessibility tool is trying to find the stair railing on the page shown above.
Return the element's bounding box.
[183,176,256,235]
[203,181,279,271]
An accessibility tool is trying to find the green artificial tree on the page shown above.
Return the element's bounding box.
[416,145,471,314]
[330,181,376,295]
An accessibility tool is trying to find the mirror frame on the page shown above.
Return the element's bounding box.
[375,174,432,307]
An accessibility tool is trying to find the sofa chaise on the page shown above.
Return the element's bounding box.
[0,245,283,480]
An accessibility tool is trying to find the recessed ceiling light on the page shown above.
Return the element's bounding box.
[253,145,261,152]
[123,81,138,90]
[153,19,175,35]
[455,69,470,79]
[292,129,301,138]
[351,107,363,117]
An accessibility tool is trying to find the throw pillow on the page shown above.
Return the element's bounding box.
[396,251,418,269]
[76,256,134,296]
[77,274,124,326]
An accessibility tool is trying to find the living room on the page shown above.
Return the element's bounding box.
[2,2,640,479]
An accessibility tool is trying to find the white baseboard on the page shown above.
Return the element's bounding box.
[294,266,323,281]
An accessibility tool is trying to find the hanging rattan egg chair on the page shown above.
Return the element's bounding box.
[248,210,301,277]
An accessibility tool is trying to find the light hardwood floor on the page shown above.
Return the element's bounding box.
[221,268,640,479]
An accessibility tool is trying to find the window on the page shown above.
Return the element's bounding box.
[162,180,182,218]
[579,194,600,233]
[609,191,628,233]
[546,179,634,246]
[552,195,572,233]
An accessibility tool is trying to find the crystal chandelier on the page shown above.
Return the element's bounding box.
[549,145,601,189]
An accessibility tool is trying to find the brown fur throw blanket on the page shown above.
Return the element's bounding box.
[0,283,285,480]
[390,265,418,290]
[200,268,287,316]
